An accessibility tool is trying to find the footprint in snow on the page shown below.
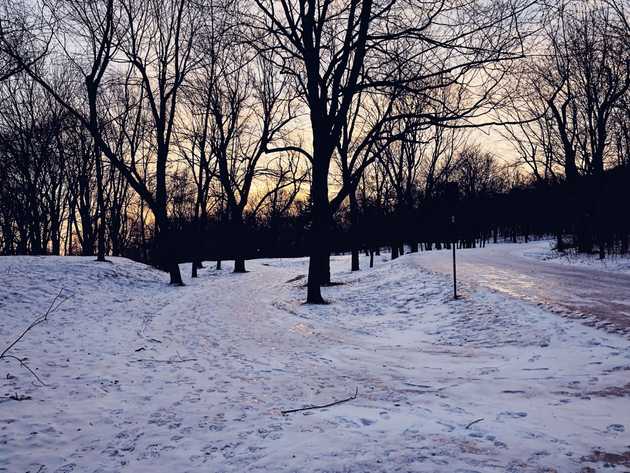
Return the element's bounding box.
[497,411,527,420]
[436,420,455,432]
[606,424,625,433]
[53,463,77,473]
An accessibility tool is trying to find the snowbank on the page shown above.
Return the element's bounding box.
[523,240,630,275]
[1,253,629,472]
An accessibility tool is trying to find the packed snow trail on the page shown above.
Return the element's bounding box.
[1,253,629,472]
[412,240,630,334]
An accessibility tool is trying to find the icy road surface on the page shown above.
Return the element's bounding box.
[413,240,630,334]
[1,251,629,472]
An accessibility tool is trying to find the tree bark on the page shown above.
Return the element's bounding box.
[155,212,183,285]
[94,149,107,262]
[320,251,331,285]
[351,249,360,272]
[234,256,246,273]
[306,160,329,304]
[349,187,360,271]
[232,214,247,273]
[87,80,107,263]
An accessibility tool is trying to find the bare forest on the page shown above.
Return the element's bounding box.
[0,0,628,301]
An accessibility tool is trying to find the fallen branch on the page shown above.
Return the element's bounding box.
[1,288,67,386]
[131,358,197,363]
[1,354,47,386]
[281,387,358,415]
[9,393,32,401]
[465,418,485,429]
[1,288,65,359]
[0,393,31,403]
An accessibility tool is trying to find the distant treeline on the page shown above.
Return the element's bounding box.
[130,164,629,266]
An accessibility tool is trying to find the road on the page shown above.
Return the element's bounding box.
[412,241,630,333]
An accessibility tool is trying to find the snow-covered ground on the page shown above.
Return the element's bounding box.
[1,252,629,472]
[523,240,630,275]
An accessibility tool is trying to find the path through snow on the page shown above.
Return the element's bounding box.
[412,240,630,334]
[1,251,629,472]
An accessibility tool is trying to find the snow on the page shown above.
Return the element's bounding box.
[403,240,630,335]
[1,252,629,472]
[523,240,630,275]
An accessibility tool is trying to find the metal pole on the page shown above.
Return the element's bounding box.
[452,215,457,299]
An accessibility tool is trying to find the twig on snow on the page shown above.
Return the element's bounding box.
[465,418,485,429]
[1,288,65,359]
[8,393,32,401]
[1,354,48,386]
[132,350,197,364]
[0,393,32,403]
[281,387,359,415]
[131,358,197,363]
[0,288,68,386]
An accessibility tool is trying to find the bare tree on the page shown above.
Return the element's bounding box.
[253,0,534,302]
[4,0,204,283]
[117,0,201,282]
[0,72,72,255]
[0,0,49,82]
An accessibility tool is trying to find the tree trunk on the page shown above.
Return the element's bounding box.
[168,256,183,285]
[307,250,325,303]
[391,244,399,260]
[349,187,360,272]
[87,83,107,262]
[51,227,61,255]
[596,174,606,260]
[319,251,331,286]
[216,259,222,270]
[81,225,95,256]
[232,214,247,273]
[155,214,183,285]
[306,161,329,304]
[65,207,74,255]
[351,249,360,272]
[95,150,107,262]
[140,200,148,262]
[234,256,246,273]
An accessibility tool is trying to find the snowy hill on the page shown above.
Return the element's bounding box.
[1,253,629,472]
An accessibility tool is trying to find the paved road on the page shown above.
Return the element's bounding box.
[412,241,630,333]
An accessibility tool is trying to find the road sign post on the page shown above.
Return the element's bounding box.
[452,215,457,299]
[444,181,459,300]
